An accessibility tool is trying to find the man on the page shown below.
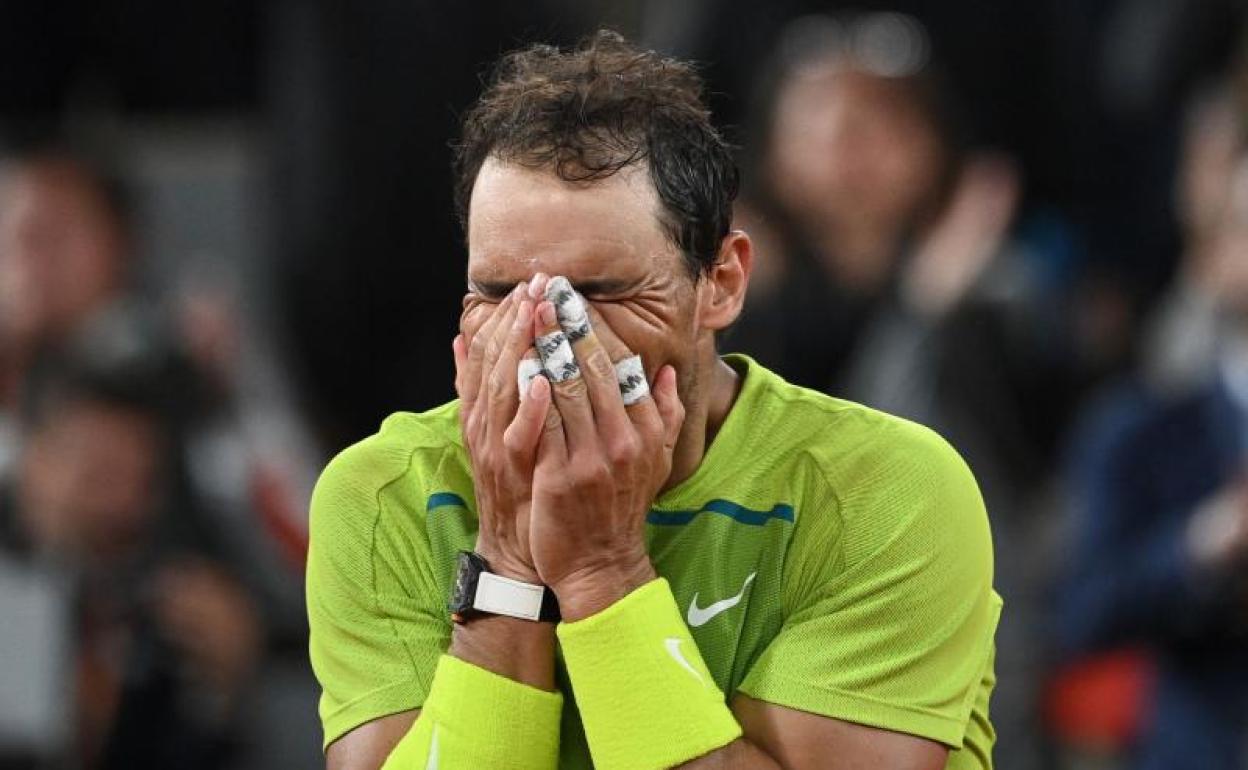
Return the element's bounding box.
[1060,153,1248,769]
[308,31,1000,770]
[0,326,264,769]
[0,151,132,478]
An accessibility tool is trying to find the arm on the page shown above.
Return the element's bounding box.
[527,289,990,769]
[327,712,419,770]
[323,693,949,770]
[315,284,562,770]
[1060,397,1243,651]
[325,608,558,770]
[687,695,947,770]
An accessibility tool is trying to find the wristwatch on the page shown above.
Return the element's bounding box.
[449,551,561,623]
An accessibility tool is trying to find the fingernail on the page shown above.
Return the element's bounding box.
[538,302,557,327]
[530,373,549,400]
[517,357,543,398]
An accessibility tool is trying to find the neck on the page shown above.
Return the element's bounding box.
[662,353,742,492]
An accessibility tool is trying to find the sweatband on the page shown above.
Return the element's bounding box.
[557,579,742,770]
[545,276,591,342]
[614,355,650,405]
[381,654,562,770]
[536,330,580,382]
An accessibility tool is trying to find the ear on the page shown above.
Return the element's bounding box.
[697,230,754,332]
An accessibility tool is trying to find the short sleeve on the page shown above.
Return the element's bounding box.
[738,421,1001,748]
[306,436,451,749]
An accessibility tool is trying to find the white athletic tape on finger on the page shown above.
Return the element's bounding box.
[536,330,580,382]
[615,355,650,405]
[517,357,545,397]
[545,276,591,342]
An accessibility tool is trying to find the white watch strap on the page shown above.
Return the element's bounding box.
[472,571,546,621]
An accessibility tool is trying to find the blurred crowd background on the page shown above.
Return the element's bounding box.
[1,1,1246,768]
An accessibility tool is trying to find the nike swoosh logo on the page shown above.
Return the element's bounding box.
[426,725,439,770]
[687,572,757,627]
[664,637,704,685]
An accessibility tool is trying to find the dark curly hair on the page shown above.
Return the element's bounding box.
[454,30,739,277]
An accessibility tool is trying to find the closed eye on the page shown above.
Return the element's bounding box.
[465,280,512,302]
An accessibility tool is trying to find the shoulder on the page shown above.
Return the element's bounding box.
[792,404,984,569]
[309,402,464,546]
[735,355,981,513]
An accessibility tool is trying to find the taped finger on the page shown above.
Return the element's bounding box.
[517,353,544,398]
[545,275,591,342]
[614,354,650,405]
[536,329,580,382]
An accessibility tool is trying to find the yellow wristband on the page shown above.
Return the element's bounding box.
[382,654,562,769]
[557,578,742,770]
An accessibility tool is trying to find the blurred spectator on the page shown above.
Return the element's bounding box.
[1142,83,1247,394]
[0,321,262,769]
[1058,143,1248,769]
[0,151,132,479]
[730,12,959,392]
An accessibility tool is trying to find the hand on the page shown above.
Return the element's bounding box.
[1187,480,1248,572]
[454,283,550,582]
[152,561,261,706]
[527,297,685,620]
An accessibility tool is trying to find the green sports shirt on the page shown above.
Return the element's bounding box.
[307,354,1002,768]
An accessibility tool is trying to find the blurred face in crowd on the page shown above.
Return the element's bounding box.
[1177,90,1241,242]
[461,158,739,402]
[766,64,945,272]
[1204,156,1248,319]
[18,398,162,564]
[0,159,127,350]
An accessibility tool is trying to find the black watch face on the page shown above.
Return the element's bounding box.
[449,551,480,613]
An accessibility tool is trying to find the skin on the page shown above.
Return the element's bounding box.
[18,400,261,742]
[766,66,945,294]
[327,158,948,769]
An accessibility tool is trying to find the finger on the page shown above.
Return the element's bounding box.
[534,299,596,453]
[473,286,524,430]
[583,303,656,419]
[517,350,544,399]
[545,277,629,433]
[532,376,568,463]
[503,350,550,458]
[526,272,550,302]
[463,289,518,419]
[652,365,685,451]
[453,334,469,400]
[484,286,533,432]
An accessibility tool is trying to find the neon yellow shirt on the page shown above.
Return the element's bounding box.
[307,354,1001,768]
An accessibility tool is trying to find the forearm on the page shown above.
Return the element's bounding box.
[676,739,782,769]
[557,576,744,770]
[449,613,557,691]
[382,653,562,769]
[386,566,559,769]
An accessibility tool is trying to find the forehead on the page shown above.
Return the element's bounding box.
[466,157,677,285]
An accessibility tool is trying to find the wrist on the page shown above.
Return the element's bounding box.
[451,614,557,692]
[550,554,657,622]
[474,543,542,584]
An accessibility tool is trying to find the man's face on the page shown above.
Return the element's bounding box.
[0,161,125,347]
[768,67,944,236]
[18,399,161,563]
[463,157,702,387]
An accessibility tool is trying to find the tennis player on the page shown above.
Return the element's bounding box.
[307,30,1001,770]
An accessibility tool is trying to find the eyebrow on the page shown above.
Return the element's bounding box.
[468,277,638,298]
